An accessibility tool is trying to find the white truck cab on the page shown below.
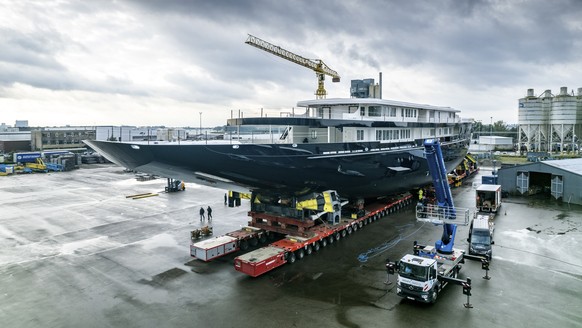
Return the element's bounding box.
[396,254,439,303]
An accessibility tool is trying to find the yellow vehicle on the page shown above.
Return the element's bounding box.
[25,158,47,172]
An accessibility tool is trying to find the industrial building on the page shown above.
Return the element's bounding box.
[518,87,582,154]
[469,136,513,154]
[0,131,31,153]
[31,128,96,151]
[497,158,582,205]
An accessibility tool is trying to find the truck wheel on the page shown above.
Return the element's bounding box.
[313,242,320,252]
[306,245,313,255]
[240,240,249,251]
[353,224,358,232]
[297,249,305,260]
[259,234,267,243]
[358,221,363,229]
[341,230,347,238]
[249,237,258,247]
[288,252,296,264]
[328,236,334,244]
[334,232,340,241]
[321,239,327,247]
[431,289,438,304]
[347,226,353,234]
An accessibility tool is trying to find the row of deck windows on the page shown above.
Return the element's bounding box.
[353,127,453,142]
[357,106,418,118]
[375,129,412,141]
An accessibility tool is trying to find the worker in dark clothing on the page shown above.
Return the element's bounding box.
[199,207,205,221]
[224,193,227,206]
[207,206,213,221]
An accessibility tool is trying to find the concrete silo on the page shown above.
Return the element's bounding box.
[518,87,582,153]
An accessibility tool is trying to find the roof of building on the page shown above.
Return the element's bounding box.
[498,157,582,177]
[542,158,582,176]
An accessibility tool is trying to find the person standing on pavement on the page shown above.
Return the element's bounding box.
[199,207,205,221]
[224,193,227,206]
[207,206,213,221]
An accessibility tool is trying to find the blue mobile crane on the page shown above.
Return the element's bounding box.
[386,139,490,307]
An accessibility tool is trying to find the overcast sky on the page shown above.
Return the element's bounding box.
[1,0,581,128]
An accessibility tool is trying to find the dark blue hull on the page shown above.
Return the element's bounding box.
[84,139,469,199]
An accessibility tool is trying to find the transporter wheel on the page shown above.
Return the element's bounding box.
[341,230,347,238]
[240,240,249,251]
[328,236,334,244]
[334,232,340,241]
[306,245,313,255]
[313,242,320,252]
[259,234,267,244]
[347,226,353,234]
[353,224,358,232]
[358,221,363,229]
[297,249,305,260]
[321,238,327,247]
[249,237,258,247]
[288,252,296,264]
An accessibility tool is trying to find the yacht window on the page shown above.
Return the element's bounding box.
[376,130,382,141]
[357,129,364,141]
[349,106,358,114]
[322,107,331,119]
[318,107,324,118]
[390,107,397,117]
[382,106,388,117]
[368,106,381,117]
[311,130,317,139]
[360,107,366,116]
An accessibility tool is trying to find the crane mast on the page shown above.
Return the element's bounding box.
[245,34,340,99]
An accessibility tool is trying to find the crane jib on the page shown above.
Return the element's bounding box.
[246,35,340,78]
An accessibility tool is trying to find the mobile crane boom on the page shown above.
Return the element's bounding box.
[423,139,457,253]
[245,34,340,99]
[385,139,490,306]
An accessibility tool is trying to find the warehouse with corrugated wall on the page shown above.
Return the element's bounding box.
[497,158,582,205]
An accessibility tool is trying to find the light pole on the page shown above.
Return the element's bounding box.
[199,112,202,138]
[490,117,493,136]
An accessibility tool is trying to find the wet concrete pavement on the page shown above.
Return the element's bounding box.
[1,165,581,328]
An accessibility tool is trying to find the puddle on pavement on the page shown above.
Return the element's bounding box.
[138,267,187,286]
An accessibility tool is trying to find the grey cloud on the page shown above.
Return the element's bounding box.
[2,0,581,106]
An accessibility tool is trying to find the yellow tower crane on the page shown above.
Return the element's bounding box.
[245,34,340,99]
